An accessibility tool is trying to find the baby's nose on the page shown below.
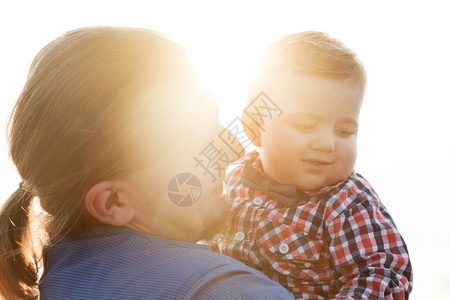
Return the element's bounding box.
[310,131,335,152]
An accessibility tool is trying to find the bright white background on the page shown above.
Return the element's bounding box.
[1,1,449,298]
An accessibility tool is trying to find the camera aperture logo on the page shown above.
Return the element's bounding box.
[167,173,202,207]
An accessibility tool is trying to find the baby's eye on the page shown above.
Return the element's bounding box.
[294,123,316,131]
[335,128,355,137]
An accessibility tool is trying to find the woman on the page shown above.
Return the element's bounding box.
[0,27,293,299]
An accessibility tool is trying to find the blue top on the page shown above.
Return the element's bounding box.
[39,226,294,299]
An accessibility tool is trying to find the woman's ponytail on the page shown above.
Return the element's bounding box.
[0,186,39,299]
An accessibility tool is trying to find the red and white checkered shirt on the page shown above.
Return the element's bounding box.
[210,150,412,299]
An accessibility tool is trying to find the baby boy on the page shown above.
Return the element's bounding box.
[211,32,413,299]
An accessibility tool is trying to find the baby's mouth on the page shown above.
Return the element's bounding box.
[302,159,331,170]
[304,159,330,165]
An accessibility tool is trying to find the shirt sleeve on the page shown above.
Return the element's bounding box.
[185,263,295,300]
[326,198,413,299]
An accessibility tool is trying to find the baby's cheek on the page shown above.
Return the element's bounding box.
[343,153,357,177]
[342,139,357,164]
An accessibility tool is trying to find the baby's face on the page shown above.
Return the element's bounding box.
[259,72,364,191]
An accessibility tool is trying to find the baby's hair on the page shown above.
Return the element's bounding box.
[249,31,366,101]
[0,26,196,299]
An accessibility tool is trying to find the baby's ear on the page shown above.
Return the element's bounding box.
[84,181,135,226]
[241,111,261,147]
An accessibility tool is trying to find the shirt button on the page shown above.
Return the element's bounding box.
[234,232,245,242]
[279,242,289,254]
[252,197,263,206]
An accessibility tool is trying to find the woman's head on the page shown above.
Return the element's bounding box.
[11,26,200,229]
[1,26,204,299]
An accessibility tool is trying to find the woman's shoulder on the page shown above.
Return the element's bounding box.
[41,226,293,299]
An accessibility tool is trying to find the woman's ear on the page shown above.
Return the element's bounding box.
[241,111,261,147]
[84,181,135,226]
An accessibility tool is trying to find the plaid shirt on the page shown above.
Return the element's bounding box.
[210,150,412,299]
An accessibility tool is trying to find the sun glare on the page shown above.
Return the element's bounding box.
[186,43,255,124]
